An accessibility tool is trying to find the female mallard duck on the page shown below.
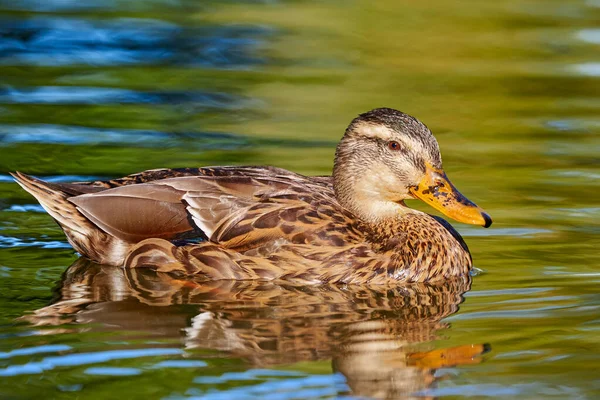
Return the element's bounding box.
[12,108,491,284]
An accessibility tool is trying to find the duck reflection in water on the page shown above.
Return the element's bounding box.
[24,258,489,399]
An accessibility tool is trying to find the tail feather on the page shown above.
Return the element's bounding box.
[11,172,131,265]
[11,172,90,235]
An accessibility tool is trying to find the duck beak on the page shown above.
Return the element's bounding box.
[408,163,492,227]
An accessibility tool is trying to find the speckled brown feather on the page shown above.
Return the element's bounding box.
[114,167,472,284]
[12,108,481,284]
[12,166,472,284]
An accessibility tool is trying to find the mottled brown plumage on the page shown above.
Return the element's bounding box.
[12,108,492,284]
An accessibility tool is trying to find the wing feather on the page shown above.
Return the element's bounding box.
[66,167,348,251]
[69,183,194,242]
[179,174,351,251]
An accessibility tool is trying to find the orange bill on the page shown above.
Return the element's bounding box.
[409,163,492,227]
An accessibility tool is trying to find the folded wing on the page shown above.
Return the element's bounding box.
[67,168,346,251]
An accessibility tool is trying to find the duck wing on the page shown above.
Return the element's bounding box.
[68,182,197,243]
[67,168,347,251]
[178,174,345,251]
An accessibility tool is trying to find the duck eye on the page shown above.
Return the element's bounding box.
[387,141,401,151]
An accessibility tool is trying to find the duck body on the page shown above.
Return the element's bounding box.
[12,108,490,284]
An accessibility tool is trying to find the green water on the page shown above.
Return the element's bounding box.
[0,0,599,398]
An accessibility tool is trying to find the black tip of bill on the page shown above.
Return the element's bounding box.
[482,212,493,228]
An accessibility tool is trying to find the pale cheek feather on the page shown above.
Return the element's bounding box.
[350,165,420,222]
[356,162,412,201]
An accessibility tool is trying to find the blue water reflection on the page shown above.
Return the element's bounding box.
[1,0,599,398]
[0,344,71,359]
[0,0,182,13]
[0,348,183,376]
[0,17,269,67]
[0,123,247,146]
[184,373,349,400]
[0,86,241,105]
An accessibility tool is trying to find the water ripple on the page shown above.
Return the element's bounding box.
[193,369,305,384]
[0,348,183,376]
[466,287,552,298]
[0,344,71,359]
[571,62,600,76]
[446,306,570,321]
[85,367,142,376]
[4,204,45,213]
[185,373,348,400]
[0,235,71,249]
[0,86,240,106]
[415,382,582,398]
[460,227,553,238]
[0,17,269,67]
[152,360,208,369]
[0,123,248,147]
[0,174,102,183]
[577,28,600,44]
[0,0,180,12]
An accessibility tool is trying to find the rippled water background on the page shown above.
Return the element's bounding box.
[0,0,599,399]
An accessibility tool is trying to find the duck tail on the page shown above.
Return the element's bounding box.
[11,172,88,235]
[10,172,130,265]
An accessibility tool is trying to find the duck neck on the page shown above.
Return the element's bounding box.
[333,162,415,224]
[357,209,422,251]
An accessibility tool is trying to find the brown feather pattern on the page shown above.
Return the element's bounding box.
[11,109,481,284]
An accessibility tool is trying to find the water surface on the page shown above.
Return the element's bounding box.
[0,0,599,399]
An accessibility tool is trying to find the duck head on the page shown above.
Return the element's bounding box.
[333,108,491,227]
